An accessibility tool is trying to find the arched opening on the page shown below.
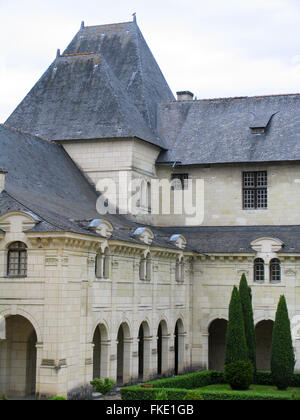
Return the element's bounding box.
[138,322,151,381]
[157,320,168,376]
[209,319,228,371]
[174,319,185,375]
[92,324,109,379]
[117,323,131,385]
[255,320,274,371]
[0,315,37,397]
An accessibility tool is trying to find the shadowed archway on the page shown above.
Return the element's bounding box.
[0,315,37,397]
[255,320,274,371]
[209,319,228,371]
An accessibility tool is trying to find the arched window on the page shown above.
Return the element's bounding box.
[139,258,146,281]
[175,259,184,283]
[95,248,110,279]
[146,254,152,282]
[7,242,27,277]
[140,254,152,282]
[103,248,110,279]
[254,258,265,283]
[270,259,281,283]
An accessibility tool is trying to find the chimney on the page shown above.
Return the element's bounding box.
[0,169,7,193]
[177,91,194,101]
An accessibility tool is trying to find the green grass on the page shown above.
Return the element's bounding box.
[198,384,300,398]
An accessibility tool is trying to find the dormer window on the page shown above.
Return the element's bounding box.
[243,171,268,210]
[249,112,276,135]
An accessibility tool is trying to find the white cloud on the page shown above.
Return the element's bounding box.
[1,0,300,122]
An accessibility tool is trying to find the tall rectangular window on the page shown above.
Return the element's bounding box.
[171,174,189,190]
[243,171,268,209]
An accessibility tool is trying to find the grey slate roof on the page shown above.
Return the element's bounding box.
[157,94,300,165]
[0,125,182,248]
[6,21,174,149]
[158,225,300,254]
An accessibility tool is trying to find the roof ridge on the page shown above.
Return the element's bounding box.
[84,21,133,29]
[1,124,54,144]
[160,92,300,104]
[134,24,153,131]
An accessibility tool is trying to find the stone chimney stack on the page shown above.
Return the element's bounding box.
[177,91,194,101]
[0,170,7,193]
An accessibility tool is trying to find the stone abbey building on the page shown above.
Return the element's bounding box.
[1,18,300,398]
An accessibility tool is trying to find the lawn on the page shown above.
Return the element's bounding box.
[198,384,300,398]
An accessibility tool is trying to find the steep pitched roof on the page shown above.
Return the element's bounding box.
[157,94,300,165]
[6,21,174,149]
[63,21,175,133]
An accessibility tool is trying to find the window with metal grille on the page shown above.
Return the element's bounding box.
[254,258,265,282]
[270,259,281,283]
[7,242,27,277]
[243,171,268,209]
[171,174,189,190]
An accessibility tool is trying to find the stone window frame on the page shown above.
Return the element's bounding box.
[270,258,281,284]
[95,248,111,280]
[139,253,152,282]
[254,258,265,283]
[7,241,28,278]
[243,171,268,210]
[171,174,189,191]
[175,257,185,283]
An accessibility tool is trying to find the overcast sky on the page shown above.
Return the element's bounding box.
[1,0,300,123]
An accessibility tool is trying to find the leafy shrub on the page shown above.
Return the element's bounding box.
[90,378,115,395]
[184,391,204,400]
[271,295,295,391]
[51,396,67,400]
[2,394,8,401]
[224,361,254,391]
[67,385,93,400]
[155,390,169,400]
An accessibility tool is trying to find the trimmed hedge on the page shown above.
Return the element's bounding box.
[255,371,300,387]
[200,391,290,401]
[121,371,224,400]
[147,370,225,389]
[121,370,300,400]
[121,387,188,401]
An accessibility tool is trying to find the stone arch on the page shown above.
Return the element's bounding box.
[0,315,38,397]
[174,319,185,375]
[255,320,274,371]
[208,319,228,371]
[157,319,169,376]
[116,322,132,385]
[138,321,151,381]
[92,323,109,380]
[0,309,42,343]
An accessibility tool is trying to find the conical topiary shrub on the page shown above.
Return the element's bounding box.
[271,295,295,390]
[239,274,256,372]
[225,286,248,365]
[224,286,253,390]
